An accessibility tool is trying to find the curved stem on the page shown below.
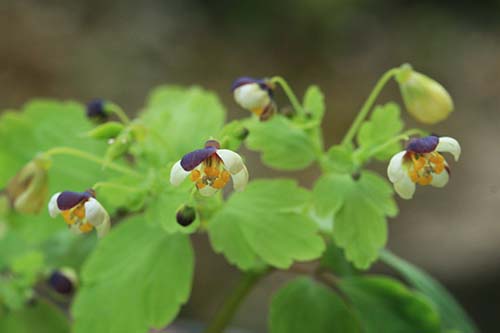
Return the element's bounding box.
[45,147,142,178]
[341,68,400,146]
[204,270,268,333]
[365,128,426,159]
[92,181,143,192]
[108,103,130,124]
[270,76,305,116]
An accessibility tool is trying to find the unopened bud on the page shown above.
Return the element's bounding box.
[176,206,196,227]
[86,99,108,121]
[6,155,50,214]
[48,268,78,295]
[396,64,454,125]
[86,121,124,140]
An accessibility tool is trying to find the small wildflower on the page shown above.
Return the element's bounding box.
[48,189,110,237]
[48,267,78,295]
[5,155,50,214]
[176,205,196,227]
[232,77,276,121]
[387,135,461,199]
[170,140,249,196]
[396,64,454,124]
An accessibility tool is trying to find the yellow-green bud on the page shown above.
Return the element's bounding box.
[396,64,454,125]
[86,121,124,140]
[6,155,51,214]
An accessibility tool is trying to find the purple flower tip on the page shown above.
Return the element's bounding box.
[57,190,93,210]
[180,146,217,171]
[231,77,268,91]
[86,99,107,119]
[406,135,439,154]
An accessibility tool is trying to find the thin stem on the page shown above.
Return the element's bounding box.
[92,182,143,192]
[45,147,142,178]
[270,76,305,116]
[365,128,426,158]
[108,103,130,124]
[341,68,400,146]
[204,270,268,333]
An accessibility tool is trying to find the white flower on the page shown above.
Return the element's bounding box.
[387,136,460,199]
[48,189,110,237]
[170,140,249,196]
[232,77,275,120]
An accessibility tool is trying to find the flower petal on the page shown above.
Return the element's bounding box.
[198,185,218,197]
[436,137,461,161]
[387,151,407,183]
[95,217,111,238]
[48,192,61,217]
[69,223,83,235]
[431,169,449,188]
[233,83,271,110]
[57,191,92,211]
[170,160,191,186]
[180,147,217,171]
[231,165,249,192]
[84,198,109,227]
[216,149,245,174]
[394,174,416,200]
[406,136,439,154]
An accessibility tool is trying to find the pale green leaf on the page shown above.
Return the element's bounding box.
[269,277,361,333]
[380,250,478,333]
[339,276,441,333]
[303,85,325,121]
[245,117,316,170]
[72,216,194,333]
[357,102,404,161]
[0,300,69,333]
[209,180,325,270]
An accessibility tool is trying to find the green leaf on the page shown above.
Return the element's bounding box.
[72,216,194,333]
[269,277,361,333]
[320,242,359,278]
[357,102,404,161]
[138,85,226,166]
[245,116,316,170]
[326,144,357,174]
[0,300,70,333]
[313,171,397,269]
[208,179,325,270]
[339,276,441,333]
[303,85,325,121]
[380,250,478,333]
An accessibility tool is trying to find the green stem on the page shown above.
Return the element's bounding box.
[92,182,143,192]
[341,68,400,146]
[270,76,305,116]
[108,103,130,124]
[204,270,268,333]
[366,128,426,158]
[45,147,142,178]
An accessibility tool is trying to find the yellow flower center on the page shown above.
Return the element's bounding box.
[60,201,94,233]
[407,152,445,186]
[190,154,231,190]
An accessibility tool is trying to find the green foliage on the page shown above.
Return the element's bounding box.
[380,250,478,333]
[72,216,194,333]
[0,300,70,333]
[209,180,325,270]
[339,276,442,333]
[303,85,325,121]
[313,171,397,269]
[245,116,316,170]
[320,242,359,277]
[326,144,357,173]
[357,102,403,161]
[269,277,361,333]
[137,85,226,165]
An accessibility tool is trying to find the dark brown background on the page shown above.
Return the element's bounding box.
[1,1,499,331]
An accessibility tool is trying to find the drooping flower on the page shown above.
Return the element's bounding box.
[48,189,110,237]
[48,267,78,295]
[387,135,461,199]
[396,64,454,124]
[232,77,276,121]
[170,140,249,196]
[5,155,50,214]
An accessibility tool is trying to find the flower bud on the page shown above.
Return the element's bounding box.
[396,64,454,125]
[86,121,124,140]
[105,130,132,161]
[6,155,51,214]
[86,99,109,122]
[176,206,196,227]
[48,268,78,295]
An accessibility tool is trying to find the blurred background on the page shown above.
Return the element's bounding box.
[1,0,499,331]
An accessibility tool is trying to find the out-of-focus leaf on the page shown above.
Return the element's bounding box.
[209,180,325,270]
[72,216,194,333]
[0,300,69,333]
[303,85,325,121]
[339,276,441,333]
[380,250,478,333]
[269,277,361,333]
[320,242,359,277]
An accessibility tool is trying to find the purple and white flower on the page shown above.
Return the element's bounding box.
[232,77,275,120]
